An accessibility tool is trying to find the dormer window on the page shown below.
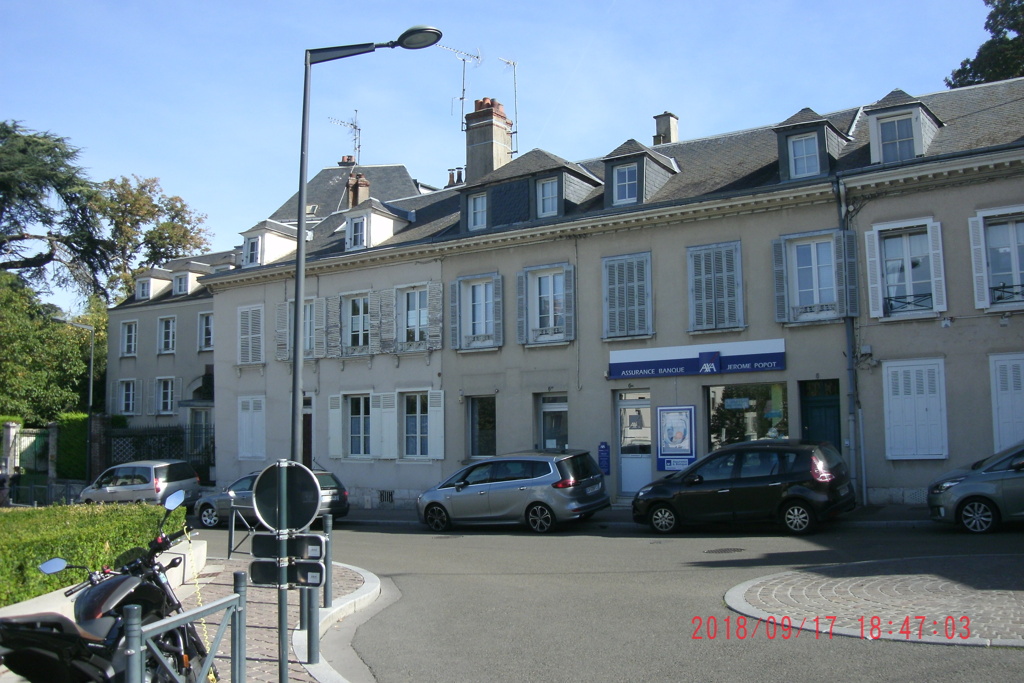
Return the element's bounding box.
[865,92,941,165]
[137,279,151,300]
[879,115,914,163]
[243,236,261,267]
[613,163,638,206]
[537,178,558,218]
[788,133,820,178]
[468,193,487,230]
[348,217,366,249]
[173,274,188,296]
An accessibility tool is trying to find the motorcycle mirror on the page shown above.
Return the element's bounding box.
[39,558,68,575]
[165,489,186,511]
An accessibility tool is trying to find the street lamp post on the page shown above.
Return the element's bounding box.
[55,319,95,481]
[284,26,441,681]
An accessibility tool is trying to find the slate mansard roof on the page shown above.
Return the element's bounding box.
[168,77,1024,292]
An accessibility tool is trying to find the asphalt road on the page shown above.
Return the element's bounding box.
[201,520,1022,682]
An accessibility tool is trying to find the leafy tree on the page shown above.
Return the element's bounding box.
[96,175,210,300]
[0,272,87,424]
[946,0,1024,88]
[0,121,108,297]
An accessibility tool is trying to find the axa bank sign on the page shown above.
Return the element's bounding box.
[608,339,785,379]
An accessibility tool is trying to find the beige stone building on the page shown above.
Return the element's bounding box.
[106,79,1024,509]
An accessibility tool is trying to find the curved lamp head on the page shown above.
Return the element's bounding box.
[395,26,442,50]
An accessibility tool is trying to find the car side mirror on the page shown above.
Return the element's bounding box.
[1011,457,1024,471]
[683,474,702,485]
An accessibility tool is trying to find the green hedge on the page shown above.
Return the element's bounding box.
[56,412,89,480]
[0,416,24,426]
[0,503,188,608]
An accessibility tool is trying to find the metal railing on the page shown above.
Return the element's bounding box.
[124,571,247,683]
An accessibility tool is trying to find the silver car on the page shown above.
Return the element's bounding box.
[416,449,610,533]
[194,470,350,528]
[79,459,201,506]
[928,440,1024,533]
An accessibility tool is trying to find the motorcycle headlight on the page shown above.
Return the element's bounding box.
[931,477,965,494]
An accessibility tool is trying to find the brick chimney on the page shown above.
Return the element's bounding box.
[465,97,513,183]
[653,111,678,145]
[347,172,370,207]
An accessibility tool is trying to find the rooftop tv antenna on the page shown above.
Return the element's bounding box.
[498,57,520,155]
[437,44,482,130]
[328,110,361,163]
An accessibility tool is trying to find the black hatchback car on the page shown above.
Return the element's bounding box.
[631,439,856,534]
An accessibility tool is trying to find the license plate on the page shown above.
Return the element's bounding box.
[586,483,601,495]
[323,494,339,502]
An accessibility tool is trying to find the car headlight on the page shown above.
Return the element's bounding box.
[931,477,965,494]
[636,485,653,498]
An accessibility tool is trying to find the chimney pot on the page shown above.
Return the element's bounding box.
[653,111,679,145]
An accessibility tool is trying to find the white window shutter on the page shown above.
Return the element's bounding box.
[173,378,182,415]
[563,264,575,340]
[378,289,396,354]
[275,302,290,361]
[325,295,341,357]
[968,217,990,309]
[992,356,1024,449]
[928,222,946,312]
[253,398,266,459]
[492,273,504,347]
[516,271,528,344]
[368,290,382,355]
[313,297,327,358]
[449,281,461,350]
[771,239,788,323]
[427,390,445,459]
[328,395,343,458]
[864,231,884,318]
[427,282,444,351]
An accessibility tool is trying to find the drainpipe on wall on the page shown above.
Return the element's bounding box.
[834,178,867,506]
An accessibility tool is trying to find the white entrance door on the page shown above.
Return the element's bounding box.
[617,390,652,497]
[991,353,1024,450]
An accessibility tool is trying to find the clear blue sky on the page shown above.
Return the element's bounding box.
[2,0,991,312]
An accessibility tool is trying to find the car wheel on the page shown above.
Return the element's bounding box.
[198,504,220,529]
[526,503,555,533]
[424,504,451,532]
[957,498,999,534]
[781,500,816,534]
[648,504,678,534]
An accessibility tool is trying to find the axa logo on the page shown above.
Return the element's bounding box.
[698,351,721,374]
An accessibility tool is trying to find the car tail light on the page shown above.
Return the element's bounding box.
[811,455,835,483]
[154,480,162,494]
[552,478,576,489]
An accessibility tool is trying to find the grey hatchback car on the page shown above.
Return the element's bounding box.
[79,459,201,506]
[416,449,610,533]
[928,440,1024,533]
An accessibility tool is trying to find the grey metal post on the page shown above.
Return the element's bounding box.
[124,603,142,683]
[299,585,308,630]
[232,571,248,682]
[227,507,235,560]
[322,513,333,608]
[307,584,320,663]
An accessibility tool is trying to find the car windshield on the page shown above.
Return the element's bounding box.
[972,441,1024,470]
[315,473,340,489]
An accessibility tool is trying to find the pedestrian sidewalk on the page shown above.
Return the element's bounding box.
[174,558,379,683]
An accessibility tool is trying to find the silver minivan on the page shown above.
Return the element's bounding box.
[79,459,202,506]
[416,449,610,533]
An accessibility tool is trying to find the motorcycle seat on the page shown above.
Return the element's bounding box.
[0,612,108,644]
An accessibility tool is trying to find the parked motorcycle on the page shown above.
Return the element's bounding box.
[0,489,218,682]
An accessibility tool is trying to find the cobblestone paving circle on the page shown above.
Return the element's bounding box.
[724,554,1024,646]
